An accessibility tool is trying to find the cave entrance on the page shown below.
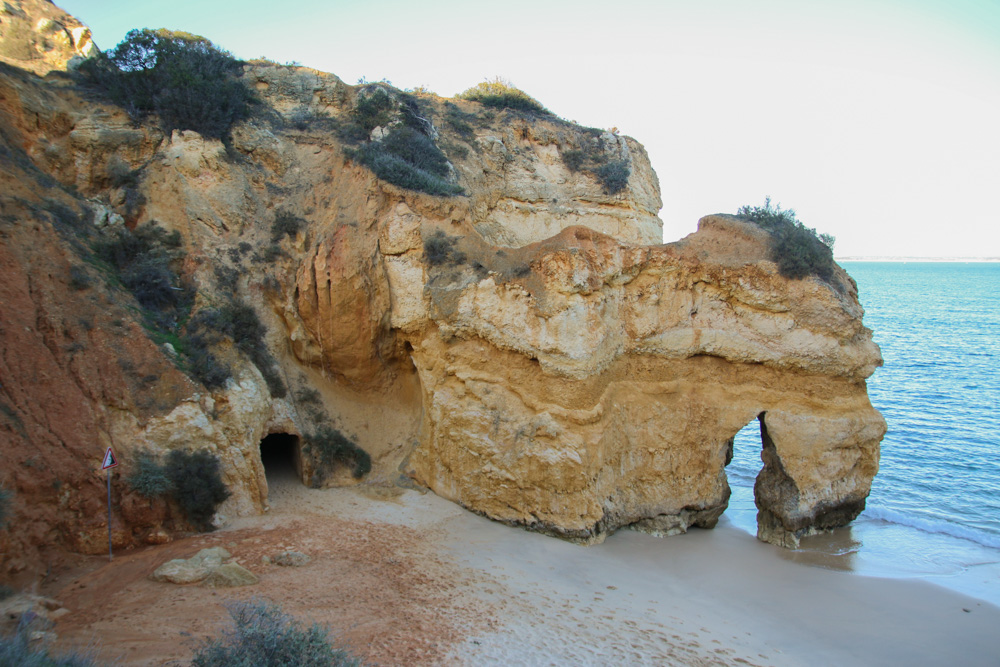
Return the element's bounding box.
[259,432,303,486]
[723,414,766,535]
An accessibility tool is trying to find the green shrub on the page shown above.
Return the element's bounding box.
[353,133,462,197]
[81,28,254,140]
[353,87,395,133]
[94,222,179,270]
[94,222,185,311]
[295,387,322,406]
[343,87,460,197]
[305,427,371,480]
[192,598,362,667]
[194,301,286,398]
[106,155,139,188]
[559,136,631,193]
[68,265,92,291]
[0,484,12,528]
[166,449,230,531]
[183,332,231,390]
[120,255,179,310]
[257,364,288,400]
[443,103,476,140]
[0,618,102,666]
[214,265,239,293]
[379,127,451,177]
[255,245,285,263]
[217,302,267,356]
[441,141,469,160]
[560,149,587,172]
[125,450,172,498]
[457,77,550,115]
[736,198,836,282]
[594,160,630,194]
[423,230,460,266]
[271,211,305,243]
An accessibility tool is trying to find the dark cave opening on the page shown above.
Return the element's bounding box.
[259,432,301,482]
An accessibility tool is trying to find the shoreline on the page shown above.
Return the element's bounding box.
[836,258,1000,263]
[725,483,1000,609]
[49,477,1000,665]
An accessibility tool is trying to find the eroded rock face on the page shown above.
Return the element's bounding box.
[0,1,884,588]
[0,0,96,75]
[402,220,885,547]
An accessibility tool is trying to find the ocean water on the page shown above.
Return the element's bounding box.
[724,262,1000,605]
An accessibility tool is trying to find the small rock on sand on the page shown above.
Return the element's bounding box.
[202,563,259,588]
[273,551,311,567]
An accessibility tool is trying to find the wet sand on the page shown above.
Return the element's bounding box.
[50,470,1000,665]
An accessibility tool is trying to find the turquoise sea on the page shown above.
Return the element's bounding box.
[724,262,1000,606]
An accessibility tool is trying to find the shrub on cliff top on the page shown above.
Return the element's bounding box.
[192,598,362,667]
[81,28,254,140]
[353,86,395,133]
[457,77,551,115]
[736,197,836,282]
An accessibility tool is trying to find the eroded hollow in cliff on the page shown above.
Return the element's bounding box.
[259,432,304,486]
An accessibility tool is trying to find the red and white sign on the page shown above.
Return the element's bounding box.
[101,447,118,470]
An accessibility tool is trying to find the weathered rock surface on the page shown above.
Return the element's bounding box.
[0,1,884,587]
[149,547,232,584]
[202,562,259,588]
[0,0,96,75]
[403,219,884,546]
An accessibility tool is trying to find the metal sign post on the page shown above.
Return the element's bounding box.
[101,447,119,561]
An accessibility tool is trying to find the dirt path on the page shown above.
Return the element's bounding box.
[49,468,497,666]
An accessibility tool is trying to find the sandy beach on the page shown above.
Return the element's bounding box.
[47,467,1000,666]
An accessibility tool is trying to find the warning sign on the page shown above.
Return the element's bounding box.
[101,447,118,470]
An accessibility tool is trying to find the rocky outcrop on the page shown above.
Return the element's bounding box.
[0,1,884,586]
[401,219,884,546]
[0,0,96,75]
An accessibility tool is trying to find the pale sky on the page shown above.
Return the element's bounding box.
[58,0,1000,258]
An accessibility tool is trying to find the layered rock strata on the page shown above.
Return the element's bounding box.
[0,1,884,584]
[401,219,885,547]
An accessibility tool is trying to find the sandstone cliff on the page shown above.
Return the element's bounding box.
[0,3,884,584]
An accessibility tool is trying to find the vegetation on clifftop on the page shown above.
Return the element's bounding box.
[560,130,632,195]
[81,28,254,140]
[457,77,551,115]
[737,197,836,282]
[345,86,463,197]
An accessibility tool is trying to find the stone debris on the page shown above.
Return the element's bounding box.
[0,592,68,640]
[272,550,311,567]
